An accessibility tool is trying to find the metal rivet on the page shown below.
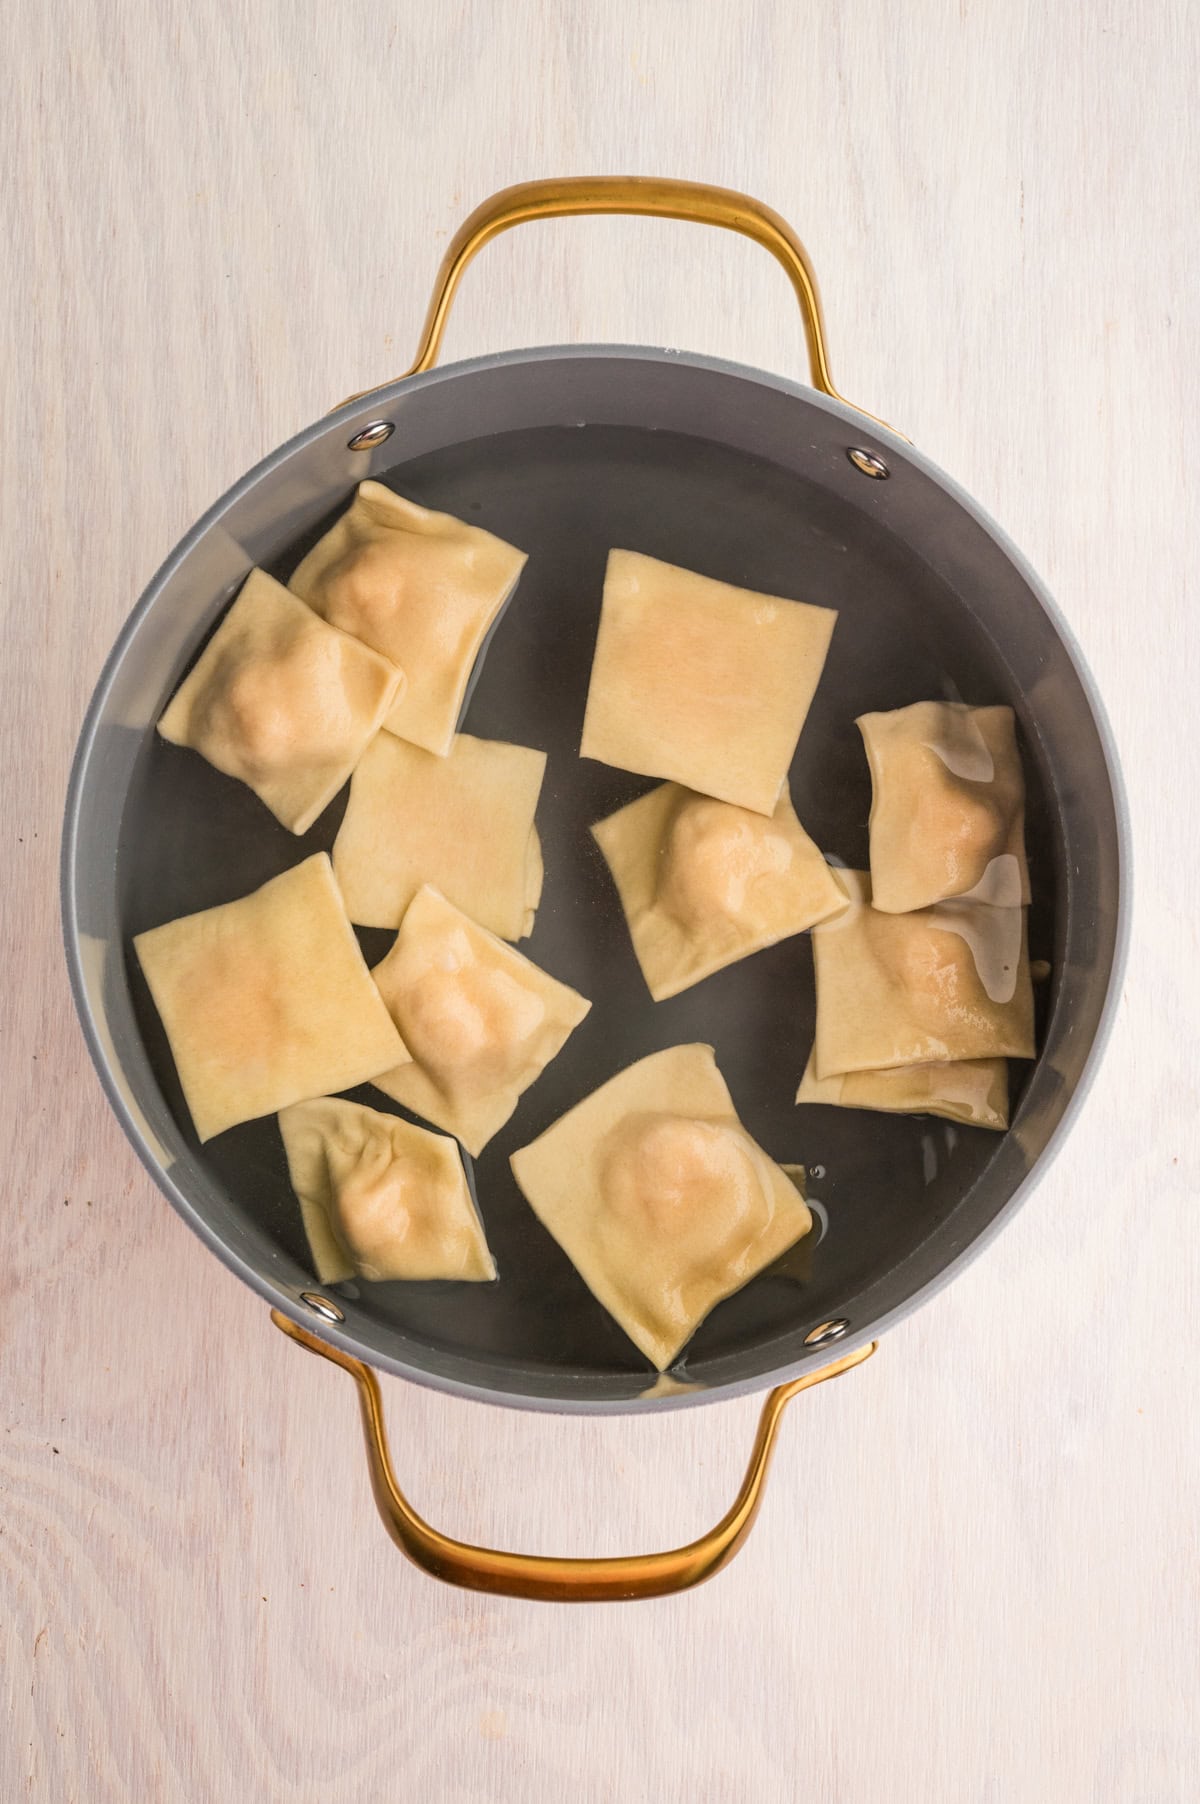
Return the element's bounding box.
[299,1291,345,1324]
[804,1318,850,1347]
[847,447,890,480]
[347,420,395,452]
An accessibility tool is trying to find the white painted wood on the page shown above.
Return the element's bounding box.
[2,1,1197,1798]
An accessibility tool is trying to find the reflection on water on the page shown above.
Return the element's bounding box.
[929,899,1025,1004]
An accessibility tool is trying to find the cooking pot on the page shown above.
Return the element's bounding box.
[61,178,1127,1601]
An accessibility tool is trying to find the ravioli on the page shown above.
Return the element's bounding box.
[278,1096,495,1284]
[796,1050,1009,1130]
[133,854,411,1142]
[858,701,1030,913]
[369,886,591,1154]
[580,550,838,816]
[157,568,403,834]
[510,1044,812,1370]
[592,782,847,1000]
[810,870,1035,1077]
[333,731,545,938]
[288,481,528,756]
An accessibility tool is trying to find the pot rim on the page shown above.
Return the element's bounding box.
[61,341,1132,1414]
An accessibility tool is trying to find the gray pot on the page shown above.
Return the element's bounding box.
[61,180,1127,1600]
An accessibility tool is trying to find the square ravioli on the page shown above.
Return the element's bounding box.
[133,854,411,1142]
[592,782,847,1000]
[157,568,403,834]
[288,481,528,756]
[580,549,837,815]
[369,886,591,1155]
[333,731,545,938]
[810,870,1035,1078]
[796,1050,1009,1130]
[278,1096,495,1284]
[858,701,1030,912]
[510,1044,812,1370]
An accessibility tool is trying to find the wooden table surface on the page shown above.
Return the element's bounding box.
[4,3,1197,1798]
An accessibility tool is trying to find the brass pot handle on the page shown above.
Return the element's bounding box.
[346,176,887,424]
[404,175,843,391]
[271,1308,875,1601]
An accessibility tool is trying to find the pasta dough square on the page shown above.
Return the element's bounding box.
[811,870,1035,1078]
[580,550,837,815]
[796,1050,1009,1130]
[133,854,411,1142]
[333,731,545,938]
[158,568,403,835]
[288,481,528,756]
[369,886,591,1154]
[858,701,1030,913]
[510,1044,812,1370]
[278,1096,495,1284]
[592,782,847,1000]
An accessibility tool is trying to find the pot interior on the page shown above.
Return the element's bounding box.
[66,352,1123,1408]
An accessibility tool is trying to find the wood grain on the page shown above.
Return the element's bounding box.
[2,1,1198,1798]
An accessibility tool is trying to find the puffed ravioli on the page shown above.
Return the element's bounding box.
[157,568,403,834]
[580,550,837,816]
[858,701,1030,913]
[369,886,591,1155]
[509,1044,812,1371]
[796,1050,1009,1130]
[278,1096,495,1285]
[288,481,528,756]
[592,783,847,1000]
[811,870,1035,1078]
[333,731,545,938]
[133,854,411,1142]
